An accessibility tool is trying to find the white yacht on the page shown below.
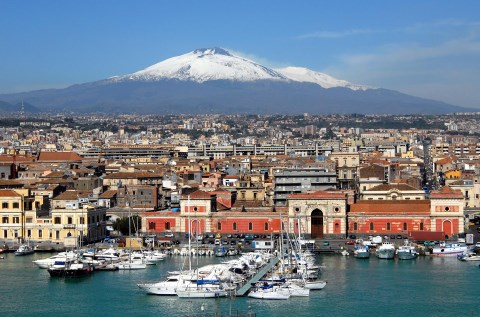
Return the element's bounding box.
[375,242,395,259]
[33,251,77,269]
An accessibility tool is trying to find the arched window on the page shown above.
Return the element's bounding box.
[264,222,268,231]
[249,222,253,231]
[217,222,222,231]
[386,223,391,231]
[369,222,374,231]
[403,222,408,231]
[165,222,170,230]
[353,222,358,231]
[233,222,237,231]
[420,222,424,231]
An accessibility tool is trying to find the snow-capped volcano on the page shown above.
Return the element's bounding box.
[0,47,467,115]
[119,47,288,83]
[275,66,369,91]
[115,47,368,91]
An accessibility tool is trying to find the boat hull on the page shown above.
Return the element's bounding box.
[176,290,228,298]
[397,251,418,260]
[376,249,395,259]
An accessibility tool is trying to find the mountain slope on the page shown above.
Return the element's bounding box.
[0,48,470,114]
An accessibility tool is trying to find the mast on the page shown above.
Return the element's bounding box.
[187,195,191,271]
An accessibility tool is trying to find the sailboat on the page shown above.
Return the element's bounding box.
[118,205,146,270]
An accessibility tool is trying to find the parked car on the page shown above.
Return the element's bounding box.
[164,231,174,238]
[396,235,403,239]
[230,241,236,245]
[345,240,355,245]
[390,235,396,239]
[245,234,254,241]
[214,239,221,245]
[349,234,356,239]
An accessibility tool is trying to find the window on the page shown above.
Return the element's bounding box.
[165,222,170,230]
[67,217,73,225]
[55,230,60,239]
[249,222,253,231]
[445,207,450,211]
[264,222,268,231]
[149,222,156,230]
[363,186,366,191]
[369,222,374,230]
[38,229,43,238]
[3,230,7,238]
[54,217,61,224]
[2,217,8,224]
[2,202,8,208]
[232,222,237,231]
[80,217,85,225]
[217,222,222,231]
[13,202,19,208]
[403,222,408,230]
[386,223,391,231]
[26,217,33,223]
[353,222,358,230]
[27,229,31,238]
[13,217,19,224]
[420,222,424,231]
[253,192,257,199]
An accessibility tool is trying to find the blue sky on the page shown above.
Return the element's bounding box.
[1,1,480,109]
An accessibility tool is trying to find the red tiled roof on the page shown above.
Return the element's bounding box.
[181,190,212,199]
[104,172,162,179]
[0,189,21,197]
[37,151,83,162]
[367,184,419,191]
[99,190,117,199]
[350,200,430,214]
[430,186,464,199]
[53,190,91,200]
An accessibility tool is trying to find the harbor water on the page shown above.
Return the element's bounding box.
[1,253,479,317]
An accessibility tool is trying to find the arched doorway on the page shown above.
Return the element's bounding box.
[311,209,324,238]
[442,220,452,237]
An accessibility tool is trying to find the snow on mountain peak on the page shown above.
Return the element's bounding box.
[114,48,370,90]
[120,47,287,83]
[275,66,370,91]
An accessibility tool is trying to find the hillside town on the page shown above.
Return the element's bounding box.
[1,113,480,249]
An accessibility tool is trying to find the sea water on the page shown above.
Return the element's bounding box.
[0,253,479,317]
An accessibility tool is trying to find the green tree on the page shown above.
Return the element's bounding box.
[112,215,142,236]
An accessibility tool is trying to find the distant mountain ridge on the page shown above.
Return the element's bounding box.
[0,47,471,114]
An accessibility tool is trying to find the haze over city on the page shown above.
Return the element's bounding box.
[1,1,480,109]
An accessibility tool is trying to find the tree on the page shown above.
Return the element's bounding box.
[112,215,142,236]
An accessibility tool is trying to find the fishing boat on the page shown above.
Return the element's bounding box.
[353,245,370,259]
[457,251,480,261]
[396,241,419,260]
[431,242,468,256]
[375,242,395,259]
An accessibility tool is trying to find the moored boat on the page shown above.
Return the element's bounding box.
[431,242,468,256]
[14,244,34,256]
[354,245,370,259]
[396,241,419,260]
[375,242,395,259]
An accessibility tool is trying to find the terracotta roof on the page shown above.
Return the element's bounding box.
[37,151,83,162]
[430,186,464,199]
[99,190,117,199]
[104,172,162,179]
[367,184,419,191]
[358,165,385,179]
[181,190,213,199]
[288,191,347,199]
[0,179,23,186]
[350,200,430,214]
[44,171,67,178]
[0,154,34,163]
[53,190,91,200]
[0,189,21,197]
[435,157,454,165]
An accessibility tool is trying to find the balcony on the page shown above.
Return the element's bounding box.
[63,224,76,229]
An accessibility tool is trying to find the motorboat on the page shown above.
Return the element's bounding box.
[14,244,35,256]
[64,262,94,278]
[47,260,71,277]
[431,242,468,256]
[33,251,77,269]
[375,242,395,259]
[354,245,370,259]
[117,260,147,270]
[396,241,419,260]
[457,251,480,261]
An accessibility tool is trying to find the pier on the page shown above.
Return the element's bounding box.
[235,257,279,296]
